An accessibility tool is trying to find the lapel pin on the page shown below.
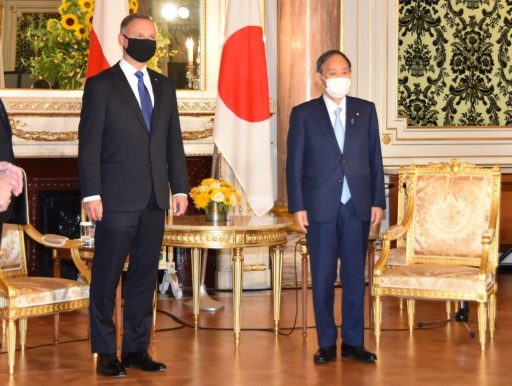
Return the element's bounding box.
[350,118,355,125]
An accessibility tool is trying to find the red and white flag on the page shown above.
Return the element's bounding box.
[213,0,274,216]
[86,0,128,79]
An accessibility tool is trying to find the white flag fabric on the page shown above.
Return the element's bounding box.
[213,0,274,216]
[86,0,128,78]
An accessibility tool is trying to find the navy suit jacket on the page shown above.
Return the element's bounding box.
[286,95,385,223]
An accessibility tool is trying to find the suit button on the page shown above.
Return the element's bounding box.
[341,159,346,164]
[338,179,342,183]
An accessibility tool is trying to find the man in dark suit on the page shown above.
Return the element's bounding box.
[79,14,188,377]
[286,50,385,364]
[0,98,23,224]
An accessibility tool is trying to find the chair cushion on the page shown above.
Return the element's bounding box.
[0,277,89,308]
[380,264,495,293]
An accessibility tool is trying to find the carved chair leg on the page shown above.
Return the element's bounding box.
[488,294,496,339]
[407,299,415,333]
[19,318,27,351]
[477,302,487,352]
[374,296,382,344]
[7,319,16,375]
[54,314,60,345]
[445,301,452,319]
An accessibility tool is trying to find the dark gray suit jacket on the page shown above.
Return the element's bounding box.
[78,63,188,211]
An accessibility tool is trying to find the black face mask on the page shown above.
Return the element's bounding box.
[123,35,156,63]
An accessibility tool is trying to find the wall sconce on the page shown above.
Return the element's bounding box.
[185,37,199,89]
[162,3,190,21]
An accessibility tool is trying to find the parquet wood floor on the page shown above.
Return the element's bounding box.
[2,272,512,385]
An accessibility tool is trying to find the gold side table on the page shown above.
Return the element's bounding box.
[163,215,291,348]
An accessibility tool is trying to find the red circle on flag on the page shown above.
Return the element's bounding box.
[218,26,270,123]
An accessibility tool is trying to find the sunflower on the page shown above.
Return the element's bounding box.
[61,14,78,30]
[78,0,94,11]
[74,25,89,40]
[129,0,138,14]
[58,1,71,15]
[86,12,93,26]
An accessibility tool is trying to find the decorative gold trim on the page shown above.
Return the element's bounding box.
[382,134,391,145]
[243,264,267,272]
[11,120,78,142]
[182,128,213,140]
[7,101,82,113]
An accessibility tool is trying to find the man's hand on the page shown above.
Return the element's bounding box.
[0,162,23,197]
[172,195,188,216]
[294,210,309,234]
[0,177,12,212]
[83,199,103,222]
[370,207,384,228]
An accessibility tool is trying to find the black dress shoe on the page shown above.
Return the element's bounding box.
[122,351,167,372]
[96,354,127,377]
[314,345,337,364]
[341,343,377,362]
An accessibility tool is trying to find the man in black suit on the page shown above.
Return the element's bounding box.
[0,98,23,224]
[287,50,385,364]
[78,14,188,377]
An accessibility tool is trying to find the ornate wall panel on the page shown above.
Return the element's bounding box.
[343,0,512,167]
[398,0,512,127]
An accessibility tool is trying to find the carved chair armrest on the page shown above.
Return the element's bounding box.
[479,228,496,280]
[22,224,91,284]
[374,224,408,273]
[0,267,13,297]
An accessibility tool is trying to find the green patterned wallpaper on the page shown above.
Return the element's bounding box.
[398,0,512,127]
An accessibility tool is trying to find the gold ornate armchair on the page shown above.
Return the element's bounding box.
[372,160,500,351]
[0,171,90,375]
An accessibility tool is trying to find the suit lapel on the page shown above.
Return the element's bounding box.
[111,63,148,133]
[311,97,342,158]
[345,96,359,151]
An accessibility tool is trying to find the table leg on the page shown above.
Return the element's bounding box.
[271,245,283,335]
[300,246,309,338]
[191,248,202,329]
[367,239,376,330]
[232,247,244,349]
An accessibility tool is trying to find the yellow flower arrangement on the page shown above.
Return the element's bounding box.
[24,0,170,89]
[189,178,242,212]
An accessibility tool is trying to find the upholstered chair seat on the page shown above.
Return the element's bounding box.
[0,277,89,308]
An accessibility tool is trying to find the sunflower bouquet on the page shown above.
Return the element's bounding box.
[23,0,170,89]
[189,178,242,214]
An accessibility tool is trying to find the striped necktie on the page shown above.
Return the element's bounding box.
[135,71,153,131]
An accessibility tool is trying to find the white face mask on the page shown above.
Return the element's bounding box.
[323,77,351,99]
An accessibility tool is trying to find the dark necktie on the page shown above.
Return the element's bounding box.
[135,71,153,131]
